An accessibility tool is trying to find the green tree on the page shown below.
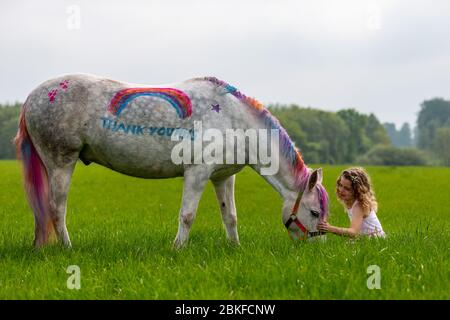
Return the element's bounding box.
[384,122,413,147]
[271,105,349,164]
[336,109,370,162]
[434,127,450,166]
[365,113,390,146]
[0,103,21,159]
[357,145,428,166]
[398,123,413,147]
[383,122,399,146]
[417,98,450,150]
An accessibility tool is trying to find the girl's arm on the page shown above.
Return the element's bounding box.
[318,204,366,238]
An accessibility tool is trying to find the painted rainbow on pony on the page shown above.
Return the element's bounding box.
[107,87,192,118]
[202,77,310,189]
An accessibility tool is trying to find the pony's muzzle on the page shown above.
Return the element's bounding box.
[307,234,327,242]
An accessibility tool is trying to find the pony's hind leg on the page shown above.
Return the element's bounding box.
[47,159,78,247]
[173,165,211,249]
[212,175,240,245]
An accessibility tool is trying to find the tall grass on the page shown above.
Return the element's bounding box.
[0,161,448,299]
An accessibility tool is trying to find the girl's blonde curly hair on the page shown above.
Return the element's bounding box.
[336,167,378,213]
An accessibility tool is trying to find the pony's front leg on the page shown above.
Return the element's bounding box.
[173,165,211,249]
[212,175,240,245]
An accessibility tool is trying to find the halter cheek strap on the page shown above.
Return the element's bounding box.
[291,189,303,215]
[284,190,308,240]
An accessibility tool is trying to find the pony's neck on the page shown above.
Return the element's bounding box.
[251,161,309,200]
[214,80,310,199]
[243,107,309,200]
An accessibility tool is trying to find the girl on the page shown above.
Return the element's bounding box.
[317,167,385,238]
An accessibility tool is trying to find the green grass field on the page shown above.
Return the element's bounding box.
[0,160,448,299]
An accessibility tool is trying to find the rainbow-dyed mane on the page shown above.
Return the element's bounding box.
[201,77,310,189]
[15,73,328,248]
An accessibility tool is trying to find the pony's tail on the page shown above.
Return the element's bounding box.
[14,103,55,246]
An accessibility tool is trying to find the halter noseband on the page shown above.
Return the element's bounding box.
[284,188,325,240]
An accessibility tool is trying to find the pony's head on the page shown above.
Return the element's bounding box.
[282,168,329,241]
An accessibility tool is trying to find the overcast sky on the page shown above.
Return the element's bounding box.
[1,0,449,128]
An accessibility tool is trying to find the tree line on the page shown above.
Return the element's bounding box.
[268,105,426,165]
[383,122,413,148]
[0,99,449,165]
[416,98,450,165]
[0,103,20,159]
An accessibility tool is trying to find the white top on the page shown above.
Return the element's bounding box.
[347,201,386,238]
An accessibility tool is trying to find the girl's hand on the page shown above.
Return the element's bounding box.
[317,221,331,233]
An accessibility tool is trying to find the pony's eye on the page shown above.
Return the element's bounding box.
[310,210,320,218]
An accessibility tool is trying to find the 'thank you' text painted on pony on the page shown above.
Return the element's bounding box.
[99,117,196,140]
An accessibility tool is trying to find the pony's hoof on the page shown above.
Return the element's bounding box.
[228,239,240,247]
[63,241,72,249]
[172,238,187,250]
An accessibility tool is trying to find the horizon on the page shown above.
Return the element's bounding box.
[0,92,432,131]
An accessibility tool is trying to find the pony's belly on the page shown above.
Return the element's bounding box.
[104,162,184,179]
[79,141,185,179]
[210,165,245,180]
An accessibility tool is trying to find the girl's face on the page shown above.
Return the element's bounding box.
[336,176,354,203]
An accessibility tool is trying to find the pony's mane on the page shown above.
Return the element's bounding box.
[200,76,309,189]
[317,184,329,220]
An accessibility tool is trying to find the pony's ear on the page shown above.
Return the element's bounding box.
[308,168,323,191]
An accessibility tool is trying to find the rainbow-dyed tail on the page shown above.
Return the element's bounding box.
[14,103,55,246]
